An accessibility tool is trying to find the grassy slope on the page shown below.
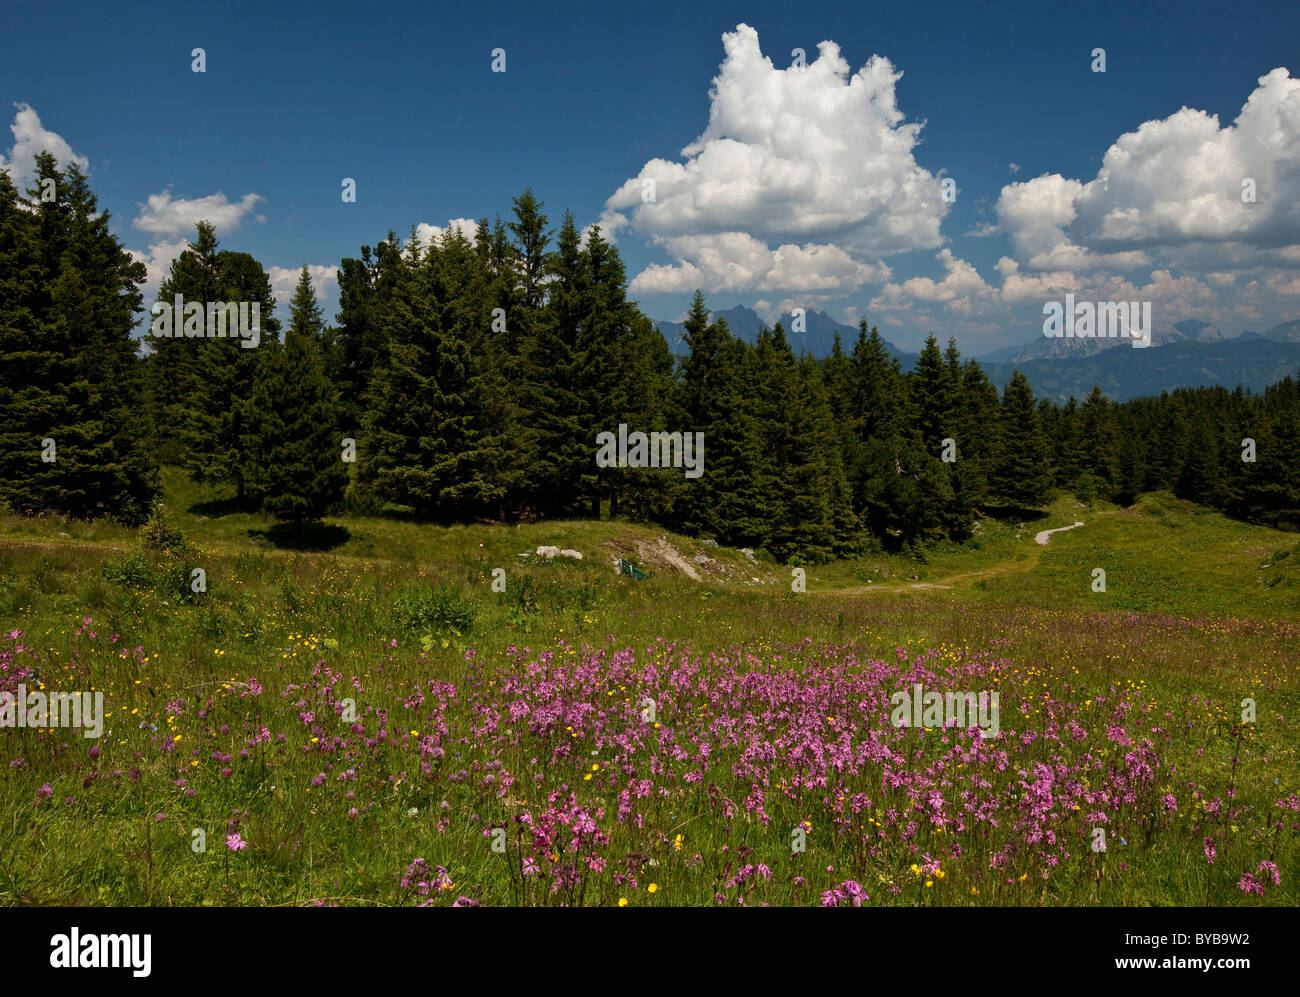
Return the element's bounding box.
[0,473,1297,906]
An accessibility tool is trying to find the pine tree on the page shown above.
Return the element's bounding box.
[1176,418,1222,505]
[147,222,280,504]
[146,221,223,463]
[334,233,402,436]
[992,371,1052,509]
[0,164,57,515]
[529,211,588,517]
[245,268,347,528]
[845,321,914,545]
[425,223,512,517]
[748,322,851,561]
[1147,393,1188,492]
[955,358,999,508]
[910,335,956,454]
[474,196,551,519]
[0,155,158,521]
[574,225,640,518]
[1249,378,1300,528]
[1113,410,1146,507]
[0,165,51,514]
[1076,386,1118,499]
[616,311,683,524]
[358,235,438,515]
[360,229,493,519]
[675,292,766,543]
[801,354,862,557]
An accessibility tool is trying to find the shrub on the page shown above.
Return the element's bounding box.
[140,499,189,555]
[396,582,477,636]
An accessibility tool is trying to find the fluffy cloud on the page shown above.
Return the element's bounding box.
[133,190,265,237]
[0,103,88,186]
[630,232,890,296]
[628,259,704,295]
[413,218,478,248]
[128,190,266,310]
[268,265,340,309]
[996,68,1300,272]
[994,256,1083,305]
[870,249,997,316]
[129,239,192,311]
[611,24,940,297]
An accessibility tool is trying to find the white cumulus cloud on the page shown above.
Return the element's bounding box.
[995,67,1300,272]
[610,23,940,297]
[413,218,478,248]
[129,239,192,308]
[133,189,265,237]
[870,250,997,317]
[268,265,340,309]
[0,103,89,187]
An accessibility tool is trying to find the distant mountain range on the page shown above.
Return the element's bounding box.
[977,318,1300,363]
[653,304,915,365]
[653,307,1300,403]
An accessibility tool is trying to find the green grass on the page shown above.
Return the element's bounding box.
[0,475,1296,906]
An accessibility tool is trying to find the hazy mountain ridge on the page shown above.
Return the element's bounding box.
[972,318,1300,400]
[654,307,1300,401]
[654,305,915,365]
[981,337,1300,404]
[978,318,1230,363]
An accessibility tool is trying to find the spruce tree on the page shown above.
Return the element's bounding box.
[245,268,347,528]
[955,358,999,508]
[992,371,1052,509]
[0,155,158,521]
[0,165,54,515]
[749,322,848,561]
[1076,386,1118,499]
[425,224,511,518]
[148,222,280,503]
[529,211,590,517]
[574,226,639,518]
[146,221,222,464]
[334,233,402,437]
[675,292,766,544]
[358,236,438,515]
[910,335,956,453]
[361,229,492,519]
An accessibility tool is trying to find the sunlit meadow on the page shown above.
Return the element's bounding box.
[1,484,1297,906]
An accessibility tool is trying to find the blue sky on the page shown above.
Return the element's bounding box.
[2,0,1297,353]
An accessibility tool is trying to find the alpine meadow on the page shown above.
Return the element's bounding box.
[1,0,1298,946]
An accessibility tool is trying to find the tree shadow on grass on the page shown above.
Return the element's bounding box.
[979,503,1053,523]
[187,496,247,518]
[248,521,351,551]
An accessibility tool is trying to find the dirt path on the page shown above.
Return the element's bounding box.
[1035,521,1084,545]
[821,513,1111,597]
[826,556,1033,597]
